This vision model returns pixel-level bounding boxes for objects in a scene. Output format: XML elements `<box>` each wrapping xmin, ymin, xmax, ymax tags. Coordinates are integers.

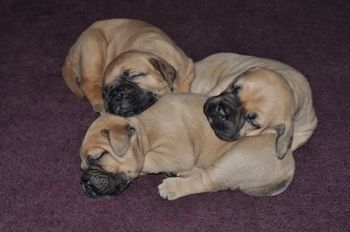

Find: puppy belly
<box><xmin>142</xmin><ymin>151</ymin><xmax>195</xmax><ymax>174</ymax></box>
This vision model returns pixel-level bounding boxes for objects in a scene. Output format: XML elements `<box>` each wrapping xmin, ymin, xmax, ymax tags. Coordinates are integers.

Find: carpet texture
<box><xmin>1</xmin><ymin>0</ymin><xmax>349</xmax><ymax>231</ymax></box>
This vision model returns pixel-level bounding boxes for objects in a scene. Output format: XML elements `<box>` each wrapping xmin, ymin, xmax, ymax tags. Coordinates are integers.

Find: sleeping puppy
<box><xmin>102</xmin><ymin>51</ymin><xmax>178</xmax><ymax>116</ymax></box>
<box><xmin>79</xmin><ymin>93</ymin><xmax>295</xmax><ymax>200</ymax></box>
<box><xmin>63</xmin><ymin>19</ymin><xmax>195</xmax><ymax>114</ymax></box>
<box><xmin>192</xmin><ymin>53</ymin><xmax>317</xmax><ymax>159</ymax></box>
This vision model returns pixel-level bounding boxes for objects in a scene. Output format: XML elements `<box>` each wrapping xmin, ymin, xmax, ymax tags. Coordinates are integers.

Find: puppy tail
<box><xmin>62</xmin><ymin>57</ymin><xmax>85</xmax><ymax>98</ymax></box>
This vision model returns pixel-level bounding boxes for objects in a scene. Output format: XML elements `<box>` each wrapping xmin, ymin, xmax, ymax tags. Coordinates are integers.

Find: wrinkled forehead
<box><xmin>117</xmin><ymin>54</ymin><xmax>154</xmax><ymax>70</ymax></box>
<box><xmin>238</xmin><ymin>83</ymin><xmax>287</xmax><ymax>120</ymax></box>
<box><xmin>104</xmin><ymin>54</ymin><xmax>156</xmax><ymax>83</ymax></box>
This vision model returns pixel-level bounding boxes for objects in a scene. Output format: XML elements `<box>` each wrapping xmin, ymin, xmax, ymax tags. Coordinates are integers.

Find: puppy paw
<box><xmin>158</xmin><ymin>177</ymin><xmax>184</xmax><ymax>200</ymax></box>
<box><xmin>92</xmin><ymin>103</ymin><xmax>105</xmax><ymax>115</ymax></box>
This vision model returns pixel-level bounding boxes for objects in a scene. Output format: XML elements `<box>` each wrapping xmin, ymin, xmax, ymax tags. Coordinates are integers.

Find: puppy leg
<box><xmin>205</xmin><ymin>134</ymin><xmax>295</xmax><ymax>196</ymax></box>
<box><xmin>79</xmin><ymin>29</ymin><xmax>108</xmax><ymax>113</ymax></box>
<box><xmin>177</xmin><ymin>167</ymin><xmax>203</xmax><ymax>177</ymax></box>
<box><xmin>158</xmin><ymin>134</ymin><xmax>295</xmax><ymax>200</ymax></box>
<box><xmin>174</xmin><ymin>66</ymin><xmax>195</xmax><ymax>93</ymax></box>
<box><xmin>81</xmin><ymin>80</ymin><xmax>105</xmax><ymax>114</ymax></box>
<box><xmin>291</xmin><ymin>126</ymin><xmax>317</xmax><ymax>151</ymax></box>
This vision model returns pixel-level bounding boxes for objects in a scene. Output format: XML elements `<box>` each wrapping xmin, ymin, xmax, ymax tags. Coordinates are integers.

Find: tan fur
<box><xmin>80</xmin><ymin>94</ymin><xmax>295</xmax><ymax>200</ymax></box>
<box><xmin>63</xmin><ymin>19</ymin><xmax>195</xmax><ymax>113</ymax></box>
<box><xmin>192</xmin><ymin>53</ymin><xmax>318</xmax><ymax>157</ymax></box>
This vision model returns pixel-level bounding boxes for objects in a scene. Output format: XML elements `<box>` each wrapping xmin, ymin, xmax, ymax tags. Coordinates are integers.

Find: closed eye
<box><xmin>128</xmin><ymin>72</ymin><xmax>146</xmax><ymax>80</ymax></box>
<box><xmin>120</xmin><ymin>71</ymin><xmax>146</xmax><ymax>81</ymax></box>
<box><xmin>87</xmin><ymin>151</ymin><xmax>108</xmax><ymax>164</ymax></box>
<box><xmin>246</xmin><ymin>113</ymin><xmax>261</xmax><ymax>129</ymax></box>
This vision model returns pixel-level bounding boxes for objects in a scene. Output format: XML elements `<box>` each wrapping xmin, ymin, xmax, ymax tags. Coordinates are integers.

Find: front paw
<box><xmin>92</xmin><ymin>103</ymin><xmax>105</xmax><ymax>115</ymax></box>
<box><xmin>158</xmin><ymin>177</ymin><xmax>184</xmax><ymax>201</ymax></box>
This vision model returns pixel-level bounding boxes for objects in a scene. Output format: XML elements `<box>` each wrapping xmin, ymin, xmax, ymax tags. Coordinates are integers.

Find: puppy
<box><xmin>79</xmin><ymin>94</ymin><xmax>295</xmax><ymax>200</ymax></box>
<box><xmin>192</xmin><ymin>53</ymin><xmax>317</xmax><ymax>159</ymax></box>
<box><xmin>63</xmin><ymin>19</ymin><xmax>195</xmax><ymax>114</ymax></box>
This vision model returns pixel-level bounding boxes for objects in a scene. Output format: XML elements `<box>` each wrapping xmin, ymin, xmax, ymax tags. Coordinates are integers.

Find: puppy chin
<box><xmin>81</xmin><ymin>167</ymin><xmax>133</xmax><ymax>198</ymax></box>
<box><xmin>211</xmin><ymin>125</ymin><xmax>241</xmax><ymax>142</ymax></box>
<box><xmin>108</xmin><ymin>95</ymin><xmax>158</xmax><ymax>117</ymax></box>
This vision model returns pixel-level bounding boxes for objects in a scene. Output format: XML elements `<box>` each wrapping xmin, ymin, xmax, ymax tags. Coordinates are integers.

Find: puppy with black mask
<box><xmin>204</xmin><ymin>66</ymin><xmax>317</xmax><ymax>159</ymax></box>
<box><xmin>62</xmin><ymin>19</ymin><xmax>195</xmax><ymax>114</ymax></box>
<box><xmin>102</xmin><ymin>51</ymin><xmax>177</xmax><ymax>117</ymax></box>
<box><xmin>80</xmin><ymin>94</ymin><xmax>295</xmax><ymax>200</ymax></box>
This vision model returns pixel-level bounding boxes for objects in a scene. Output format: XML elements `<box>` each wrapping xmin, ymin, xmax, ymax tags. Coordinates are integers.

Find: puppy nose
<box><xmin>214</xmin><ymin>103</ymin><xmax>228</xmax><ymax>120</ymax></box>
<box><xmin>82</xmin><ymin>180</ymin><xmax>98</xmax><ymax>198</ymax></box>
<box><xmin>116</xmin><ymin>92</ymin><xmax>124</xmax><ymax>101</ymax></box>
<box><xmin>206</xmin><ymin>101</ymin><xmax>227</xmax><ymax>119</ymax></box>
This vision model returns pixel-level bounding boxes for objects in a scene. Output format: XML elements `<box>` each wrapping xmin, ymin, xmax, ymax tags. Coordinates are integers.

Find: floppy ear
<box><xmin>149</xmin><ymin>57</ymin><xmax>176</xmax><ymax>91</ymax></box>
<box><xmin>273</xmin><ymin>123</ymin><xmax>293</xmax><ymax>159</ymax></box>
<box><xmin>100</xmin><ymin>126</ymin><xmax>136</xmax><ymax>158</ymax></box>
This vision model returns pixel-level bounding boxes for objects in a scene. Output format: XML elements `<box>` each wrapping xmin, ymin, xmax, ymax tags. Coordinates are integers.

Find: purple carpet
<box><xmin>1</xmin><ymin>0</ymin><xmax>349</xmax><ymax>231</ymax></box>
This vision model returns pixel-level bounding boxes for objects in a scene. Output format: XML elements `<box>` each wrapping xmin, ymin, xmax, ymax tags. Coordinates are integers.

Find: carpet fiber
<box><xmin>1</xmin><ymin>0</ymin><xmax>349</xmax><ymax>231</ymax></box>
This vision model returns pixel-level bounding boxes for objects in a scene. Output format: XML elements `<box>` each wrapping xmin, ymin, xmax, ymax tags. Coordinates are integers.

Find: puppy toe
<box><xmin>158</xmin><ymin>178</ymin><xmax>183</xmax><ymax>200</ymax></box>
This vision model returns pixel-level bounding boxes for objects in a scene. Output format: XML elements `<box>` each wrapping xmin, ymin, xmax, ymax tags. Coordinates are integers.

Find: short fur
<box><xmin>80</xmin><ymin>94</ymin><xmax>295</xmax><ymax>200</ymax></box>
<box><xmin>193</xmin><ymin>53</ymin><xmax>317</xmax><ymax>158</ymax></box>
<box><xmin>63</xmin><ymin>19</ymin><xmax>195</xmax><ymax>113</ymax></box>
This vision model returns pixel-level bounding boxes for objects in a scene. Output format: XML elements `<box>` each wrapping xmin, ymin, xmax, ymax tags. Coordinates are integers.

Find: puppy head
<box><xmin>80</xmin><ymin>114</ymin><xmax>143</xmax><ymax>198</ymax></box>
<box><xmin>203</xmin><ymin>85</ymin><xmax>245</xmax><ymax>141</ymax></box>
<box><xmin>204</xmin><ymin>67</ymin><xmax>295</xmax><ymax>158</ymax></box>
<box><xmin>103</xmin><ymin>51</ymin><xmax>177</xmax><ymax>116</ymax></box>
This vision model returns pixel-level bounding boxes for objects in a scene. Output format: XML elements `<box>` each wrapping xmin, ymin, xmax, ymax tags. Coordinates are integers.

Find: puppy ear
<box><xmin>273</xmin><ymin>123</ymin><xmax>293</xmax><ymax>159</ymax></box>
<box><xmin>100</xmin><ymin>126</ymin><xmax>135</xmax><ymax>158</ymax></box>
<box><xmin>149</xmin><ymin>57</ymin><xmax>176</xmax><ymax>91</ymax></box>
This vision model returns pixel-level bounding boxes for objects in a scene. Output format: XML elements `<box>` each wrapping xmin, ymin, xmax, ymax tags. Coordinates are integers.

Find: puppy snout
<box><xmin>104</xmin><ymin>82</ymin><xmax>153</xmax><ymax>116</ymax></box>
<box><xmin>204</xmin><ymin>96</ymin><xmax>243</xmax><ymax>142</ymax></box>
<box><xmin>114</xmin><ymin>92</ymin><xmax>124</xmax><ymax>102</ymax></box>
<box><xmin>82</xmin><ymin>180</ymin><xmax>98</xmax><ymax>198</ymax></box>
<box><xmin>215</xmin><ymin>103</ymin><xmax>229</xmax><ymax>120</ymax></box>
<box><xmin>80</xmin><ymin>167</ymin><xmax>131</xmax><ymax>198</ymax></box>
